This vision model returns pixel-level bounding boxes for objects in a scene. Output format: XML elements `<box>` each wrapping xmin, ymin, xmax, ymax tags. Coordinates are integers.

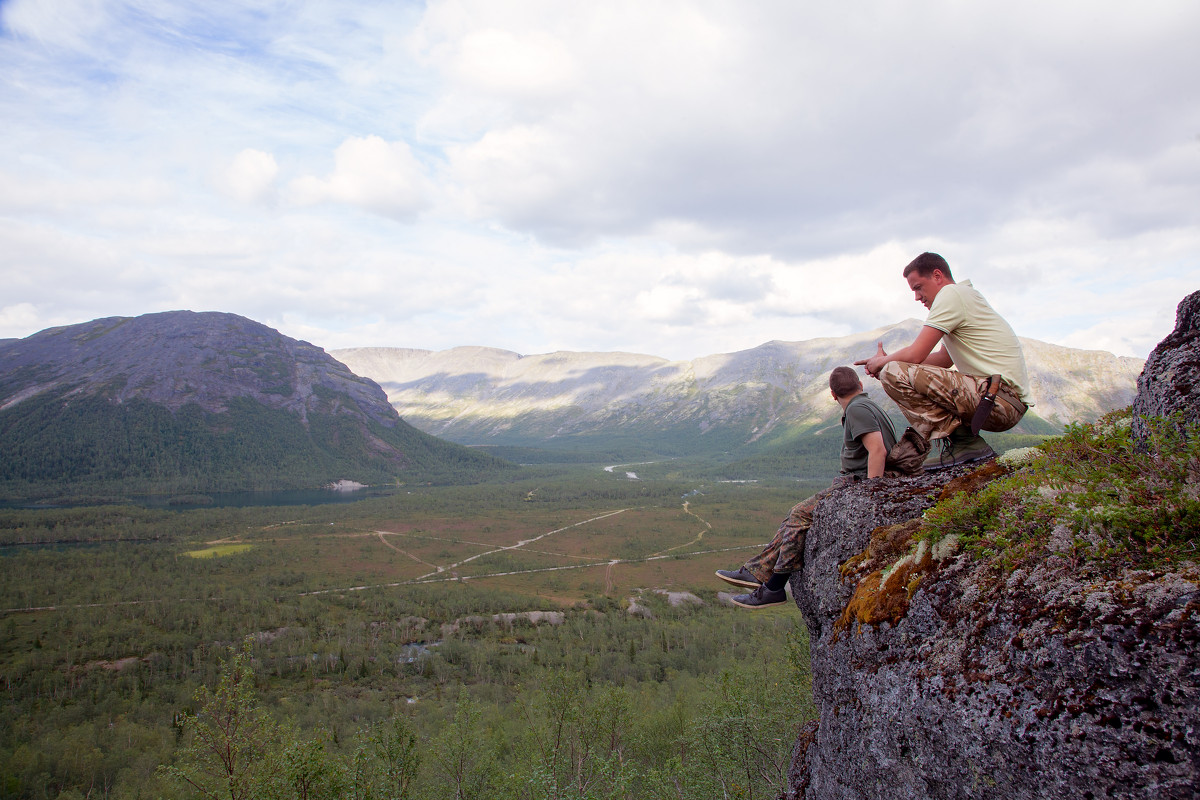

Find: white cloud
<box><xmin>289</xmin><ymin>135</ymin><xmax>432</xmax><ymax>221</ymax></box>
<box><xmin>0</xmin><ymin>302</ymin><xmax>43</xmax><ymax>339</ymax></box>
<box><xmin>417</xmin><ymin>0</ymin><xmax>1200</xmax><ymax>256</ymax></box>
<box><xmin>216</xmin><ymin>148</ymin><xmax>279</xmax><ymax>204</ymax></box>
<box><xmin>0</xmin><ymin>0</ymin><xmax>113</xmax><ymax>50</ymax></box>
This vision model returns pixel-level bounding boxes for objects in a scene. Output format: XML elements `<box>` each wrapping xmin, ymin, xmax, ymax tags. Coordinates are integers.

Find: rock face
<box><xmin>788</xmin><ymin>473</ymin><xmax>1198</xmax><ymax>798</ymax></box>
<box><xmin>1133</xmin><ymin>290</ymin><xmax>1200</xmax><ymax>442</ymax></box>
<box><xmin>787</xmin><ymin>296</ymin><xmax>1200</xmax><ymax>798</ymax></box>
<box><xmin>0</xmin><ymin>311</ymin><xmax>397</xmax><ymax>427</ymax></box>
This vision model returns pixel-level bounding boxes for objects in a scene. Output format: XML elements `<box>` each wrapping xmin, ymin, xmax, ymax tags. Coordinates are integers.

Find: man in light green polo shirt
<box><xmin>855</xmin><ymin>252</ymin><xmax>1031</xmax><ymax>469</ymax></box>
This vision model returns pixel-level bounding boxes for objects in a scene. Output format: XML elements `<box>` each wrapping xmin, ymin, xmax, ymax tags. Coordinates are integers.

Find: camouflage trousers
<box><xmin>742</xmin><ymin>476</ymin><xmax>856</xmax><ymax>580</ymax></box>
<box><xmin>879</xmin><ymin>361</ymin><xmax>1026</xmax><ymax>441</ymax></box>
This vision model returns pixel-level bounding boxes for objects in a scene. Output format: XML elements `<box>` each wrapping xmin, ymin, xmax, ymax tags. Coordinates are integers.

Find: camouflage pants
<box><xmin>743</xmin><ymin>476</ymin><xmax>855</xmax><ymax>580</ymax></box>
<box><xmin>879</xmin><ymin>361</ymin><xmax>1025</xmax><ymax>441</ymax></box>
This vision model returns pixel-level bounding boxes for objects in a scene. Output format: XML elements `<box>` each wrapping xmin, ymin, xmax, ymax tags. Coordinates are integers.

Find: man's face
<box><xmin>906</xmin><ymin>269</ymin><xmax>948</xmax><ymax>309</ymax></box>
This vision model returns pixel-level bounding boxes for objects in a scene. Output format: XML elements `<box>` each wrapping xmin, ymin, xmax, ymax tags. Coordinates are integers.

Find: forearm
<box><xmin>867</xmin><ymin>449</ymin><xmax>886</xmax><ymax>478</ymax></box>
<box><xmin>863</xmin><ymin>431</ymin><xmax>887</xmax><ymax>478</ymax></box>
<box><xmin>859</xmin><ymin>326</ymin><xmax>949</xmax><ymax>377</ymax></box>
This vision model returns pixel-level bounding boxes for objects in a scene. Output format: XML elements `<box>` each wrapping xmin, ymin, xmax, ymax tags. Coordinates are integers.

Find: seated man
<box><xmin>856</xmin><ymin>252</ymin><xmax>1032</xmax><ymax>469</ymax></box>
<box><xmin>716</xmin><ymin>366</ymin><xmax>897</xmax><ymax>609</ymax></box>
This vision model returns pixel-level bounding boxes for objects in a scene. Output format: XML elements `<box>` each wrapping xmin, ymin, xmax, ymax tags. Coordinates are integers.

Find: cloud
<box><xmin>0</xmin><ymin>0</ymin><xmax>1194</xmax><ymax>364</ymax></box>
<box><xmin>216</xmin><ymin>148</ymin><xmax>279</xmax><ymax>204</ymax></box>
<box><xmin>418</xmin><ymin>1</ymin><xmax>1200</xmax><ymax>255</ymax></box>
<box><xmin>0</xmin><ymin>0</ymin><xmax>113</xmax><ymax>50</ymax></box>
<box><xmin>289</xmin><ymin>135</ymin><xmax>432</xmax><ymax>221</ymax></box>
<box><xmin>0</xmin><ymin>302</ymin><xmax>42</xmax><ymax>339</ymax></box>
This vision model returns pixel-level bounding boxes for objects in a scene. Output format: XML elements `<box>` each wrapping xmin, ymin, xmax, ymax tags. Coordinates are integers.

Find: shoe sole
<box><xmin>715</xmin><ymin>570</ymin><xmax>761</xmax><ymax>589</ymax></box>
<box><xmin>925</xmin><ymin>450</ymin><xmax>997</xmax><ymax>471</ymax></box>
<box><xmin>730</xmin><ymin>596</ymin><xmax>788</xmax><ymax>610</ymax></box>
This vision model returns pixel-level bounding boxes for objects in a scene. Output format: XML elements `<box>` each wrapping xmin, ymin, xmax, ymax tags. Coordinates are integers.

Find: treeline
<box><xmin>161</xmin><ymin>631</ymin><xmax>811</xmax><ymax>800</ymax></box>
<box><xmin>0</xmin><ymin>479</ymin><xmax>817</xmax><ymax>799</ymax></box>
<box><xmin>0</xmin><ymin>393</ymin><xmax>512</xmax><ymax>501</ymax></box>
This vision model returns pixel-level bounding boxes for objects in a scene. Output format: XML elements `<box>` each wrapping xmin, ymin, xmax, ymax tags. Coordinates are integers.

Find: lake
<box><xmin>0</xmin><ymin>485</ymin><xmax>399</xmax><ymax>511</ymax></box>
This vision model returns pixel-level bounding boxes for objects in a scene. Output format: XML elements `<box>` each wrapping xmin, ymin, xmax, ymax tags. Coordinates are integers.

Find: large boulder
<box><xmin>787</xmin><ymin>470</ymin><xmax>1199</xmax><ymax>799</ymax></box>
<box><xmin>1133</xmin><ymin>290</ymin><xmax>1200</xmax><ymax>443</ymax></box>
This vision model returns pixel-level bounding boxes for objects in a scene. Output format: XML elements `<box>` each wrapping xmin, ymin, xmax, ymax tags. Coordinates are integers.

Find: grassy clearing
<box><xmin>183</xmin><ymin>543</ymin><xmax>253</xmax><ymax>558</ymax></box>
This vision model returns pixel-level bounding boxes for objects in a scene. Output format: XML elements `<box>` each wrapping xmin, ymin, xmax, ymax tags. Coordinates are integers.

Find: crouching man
<box><xmin>856</xmin><ymin>252</ymin><xmax>1032</xmax><ymax>470</ymax></box>
<box><xmin>716</xmin><ymin>366</ymin><xmax>897</xmax><ymax>609</ymax></box>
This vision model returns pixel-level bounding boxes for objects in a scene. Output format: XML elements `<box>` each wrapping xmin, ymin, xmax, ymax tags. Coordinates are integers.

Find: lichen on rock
<box><xmin>788</xmin><ymin>469</ymin><xmax>1199</xmax><ymax>799</ymax></box>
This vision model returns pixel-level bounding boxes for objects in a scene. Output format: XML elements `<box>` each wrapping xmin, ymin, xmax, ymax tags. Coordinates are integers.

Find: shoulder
<box><xmin>844</xmin><ymin>395</ymin><xmax>883</xmax><ymax>431</ymax></box>
<box><xmin>925</xmin><ymin>282</ymin><xmax>969</xmax><ymax>331</ymax></box>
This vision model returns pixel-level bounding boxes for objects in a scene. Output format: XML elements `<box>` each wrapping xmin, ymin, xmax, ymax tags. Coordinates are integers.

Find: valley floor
<box><xmin>0</xmin><ymin>472</ymin><xmax>819</xmax><ymax>799</ymax></box>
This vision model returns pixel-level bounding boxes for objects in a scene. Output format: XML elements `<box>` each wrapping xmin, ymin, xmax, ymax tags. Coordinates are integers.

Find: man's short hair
<box><xmin>903</xmin><ymin>252</ymin><xmax>954</xmax><ymax>281</ymax></box>
<box><xmin>829</xmin><ymin>366</ymin><xmax>862</xmax><ymax>398</ymax></box>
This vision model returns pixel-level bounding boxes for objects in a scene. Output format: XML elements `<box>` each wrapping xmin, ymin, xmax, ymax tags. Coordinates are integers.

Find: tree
<box><xmin>158</xmin><ymin>643</ymin><xmax>280</xmax><ymax>800</ymax></box>
<box><xmin>349</xmin><ymin>715</ymin><xmax>421</xmax><ymax>800</ymax></box>
<box><xmin>429</xmin><ymin>693</ymin><xmax>495</xmax><ymax>800</ymax></box>
<box><xmin>262</xmin><ymin>727</ymin><xmax>345</xmax><ymax>800</ymax></box>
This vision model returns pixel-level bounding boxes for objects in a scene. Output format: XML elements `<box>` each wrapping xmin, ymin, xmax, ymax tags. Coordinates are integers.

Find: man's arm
<box><xmin>855</xmin><ymin>326</ymin><xmax>951</xmax><ymax>378</ymax></box>
<box><xmin>862</xmin><ymin>431</ymin><xmax>888</xmax><ymax>479</ymax></box>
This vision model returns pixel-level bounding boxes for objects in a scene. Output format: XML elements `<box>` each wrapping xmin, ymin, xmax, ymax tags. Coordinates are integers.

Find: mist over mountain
<box><xmin>334</xmin><ymin>319</ymin><xmax>1143</xmax><ymax>457</ymax></box>
<box><xmin>0</xmin><ymin>311</ymin><xmax>508</xmax><ymax>498</ymax></box>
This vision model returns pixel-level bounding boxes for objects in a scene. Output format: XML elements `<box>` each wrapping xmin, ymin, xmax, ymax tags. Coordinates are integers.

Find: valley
<box><xmin>0</xmin><ymin>309</ymin><xmax>1158</xmax><ymax>798</ymax></box>
<box><xmin>0</xmin><ymin>468</ymin><xmax>821</xmax><ymax>799</ymax></box>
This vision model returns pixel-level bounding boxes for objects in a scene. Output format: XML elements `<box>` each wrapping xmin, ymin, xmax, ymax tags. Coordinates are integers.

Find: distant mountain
<box><xmin>0</xmin><ymin>312</ymin><xmax>508</xmax><ymax>498</ymax></box>
<box><xmin>334</xmin><ymin>320</ymin><xmax>1143</xmax><ymax>460</ymax></box>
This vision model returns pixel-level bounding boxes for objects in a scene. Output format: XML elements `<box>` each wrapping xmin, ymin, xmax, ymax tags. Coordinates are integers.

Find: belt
<box><xmin>967</xmin><ymin>374</ymin><xmax>1028</xmax><ymax>435</ymax></box>
<box><xmin>996</xmin><ymin>380</ymin><xmax>1027</xmax><ymax>416</ymax></box>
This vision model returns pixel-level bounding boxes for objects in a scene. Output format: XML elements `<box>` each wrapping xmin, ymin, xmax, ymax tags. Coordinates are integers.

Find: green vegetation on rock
<box><xmin>923</xmin><ymin>409</ymin><xmax>1200</xmax><ymax>571</ymax></box>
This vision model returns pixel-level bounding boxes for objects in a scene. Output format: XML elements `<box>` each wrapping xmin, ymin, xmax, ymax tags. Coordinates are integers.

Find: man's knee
<box><xmin>879</xmin><ymin>360</ymin><xmax>916</xmax><ymax>405</ymax></box>
<box><xmin>879</xmin><ymin>360</ymin><xmax>907</xmax><ymax>388</ymax></box>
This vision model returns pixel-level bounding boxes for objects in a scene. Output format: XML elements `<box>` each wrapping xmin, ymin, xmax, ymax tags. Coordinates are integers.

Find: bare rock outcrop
<box><xmin>788</xmin><ymin>472</ymin><xmax>1198</xmax><ymax>798</ymax></box>
<box><xmin>1133</xmin><ymin>290</ymin><xmax>1200</xmax><ymax>442</ymax></box>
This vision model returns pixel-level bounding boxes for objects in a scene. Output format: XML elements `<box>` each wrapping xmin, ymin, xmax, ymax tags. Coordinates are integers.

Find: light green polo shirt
<box><xmin>924</xmin><ymin>279</ymin><xmax>1031</xmax><ymax>402</ymax></box>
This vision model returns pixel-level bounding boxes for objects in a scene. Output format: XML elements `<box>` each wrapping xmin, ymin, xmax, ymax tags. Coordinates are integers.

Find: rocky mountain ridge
<box><xmin>0</xmin><ymin>311</ymin><xmax>396</xmax><ymax>426</ymax></box>
<box><xmin>334</xmin><ymin>320</ymin><xmax>1143</xmax><ymax>449</ymax></box>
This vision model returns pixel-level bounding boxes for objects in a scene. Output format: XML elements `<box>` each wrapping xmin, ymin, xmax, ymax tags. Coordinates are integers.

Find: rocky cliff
<box><xmin>786</xmin><ymin>294</ymin><xmax>1200</xmax><ymax>798</ymax></box>
<box><xmin>1133</xmin><ymin>291</ymin><xmax>1200</xmax><ymax>443</ymax></box>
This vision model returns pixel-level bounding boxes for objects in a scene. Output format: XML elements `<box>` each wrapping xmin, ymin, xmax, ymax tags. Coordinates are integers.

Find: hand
<box><xmin>854</xmin><ymin>342</ymin><xmax>887</xmax><ymax>379</ymax></box>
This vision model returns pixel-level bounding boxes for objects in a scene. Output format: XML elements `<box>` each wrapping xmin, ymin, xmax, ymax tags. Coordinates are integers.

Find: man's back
<box><xmin>840</xmin><ymin>392</ymin><xmax>897</xmax><ymax>475</ymax></box>
<box><xmin>924</xmin><ymin>279</ymin><xmax>1030</xmax><ymax>400</ymax></box>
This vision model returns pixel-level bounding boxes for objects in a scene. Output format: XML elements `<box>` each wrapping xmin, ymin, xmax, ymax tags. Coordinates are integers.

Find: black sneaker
<box><xmin>730</xmin><ymin>584</ymin><xmax>788</xmax><ymax>610</ymax></box>
<box><xmin>925</xmin><ymin>430</ymin><xmax>997</xmax><ymax>470</ymax></box>
<box><xmin>715</xmin><ymin>567</ymin><xmax>762</xmax><ymax>589</ymax></box>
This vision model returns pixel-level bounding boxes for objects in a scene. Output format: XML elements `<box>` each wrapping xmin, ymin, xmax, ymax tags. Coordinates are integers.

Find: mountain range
<box><xmin>0</xmin><ymin>311</ymin><xmax>1145</xmax><ymax>498</ymax></box>
<box><xmin>333</xmin><ymin>319</ymin><xmax>1144</xmax><ymax>456</ymax></box>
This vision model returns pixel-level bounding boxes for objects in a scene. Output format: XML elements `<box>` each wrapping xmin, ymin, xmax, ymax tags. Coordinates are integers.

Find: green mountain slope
<box><xmin>0</xmin><ymin>312</ymin><xmax>510</xmax><ymax>498</ymax></box>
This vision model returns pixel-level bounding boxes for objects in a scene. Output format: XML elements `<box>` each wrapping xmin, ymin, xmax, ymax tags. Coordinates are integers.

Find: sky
<box><xmin>1</xmin><ymin>0</ymin><xmax>1198</xmax><ymax>363</ymax></box>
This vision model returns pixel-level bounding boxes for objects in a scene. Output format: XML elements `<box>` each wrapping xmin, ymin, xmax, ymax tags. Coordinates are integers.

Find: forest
<box><xmin>0</xmin><ymin>392</ymin><xmax>510</xmax><ymax>501</ymax></box>
<box><xmin>1</xmin><ymin>466</ymin><xmax>825</xmax><ymax>799</ymax></box>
